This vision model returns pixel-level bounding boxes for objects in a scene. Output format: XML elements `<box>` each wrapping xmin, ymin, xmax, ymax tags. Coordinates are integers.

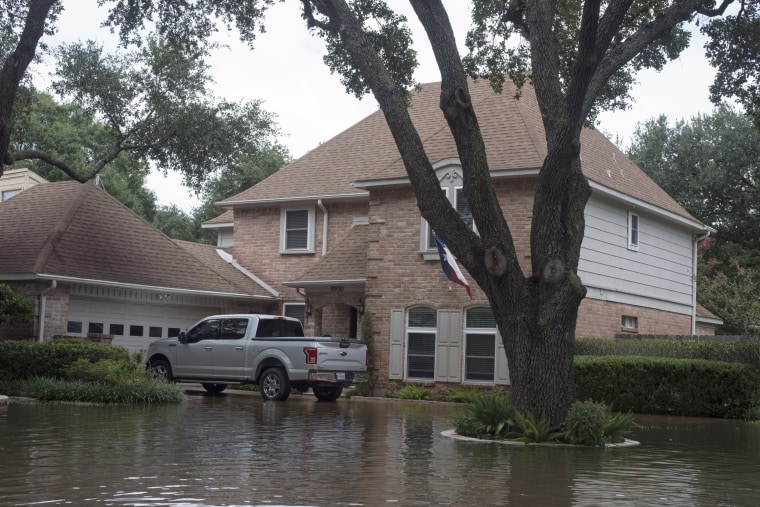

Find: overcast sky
<box><xmin>37</xmin><ymin>0</ymin><xmax>719</xmax><ymax>212</ymax></box>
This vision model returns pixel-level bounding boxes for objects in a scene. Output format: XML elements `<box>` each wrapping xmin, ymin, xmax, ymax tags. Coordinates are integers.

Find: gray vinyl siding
<box><xmin>580</xmin><ymin>195</ymin><xmax>694</xmax><ymax>313</ymax></box>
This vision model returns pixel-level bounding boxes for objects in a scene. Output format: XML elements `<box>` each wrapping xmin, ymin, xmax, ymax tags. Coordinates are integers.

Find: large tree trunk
<box><xmin>0</xmin><ymin>0</ymin><xmax>58</xmax><ymax>174</ymax></box>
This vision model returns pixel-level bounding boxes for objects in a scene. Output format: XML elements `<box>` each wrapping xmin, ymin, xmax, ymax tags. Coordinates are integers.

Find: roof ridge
<box><xmin>32</xmin><ymin>182</ymin><xmax>89</xmax><ymax>273</ymax></box>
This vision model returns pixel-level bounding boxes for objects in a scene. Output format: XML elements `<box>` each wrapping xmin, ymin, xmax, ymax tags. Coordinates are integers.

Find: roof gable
<box><xmin>0</xmin><ymin>181</ymin><xmax>273</xmax><ymax>297</ymax></box>
<box><xmin>221</xmin><ymin>78</ymin><xmax>699</xmax><ymax>225</ymax></box>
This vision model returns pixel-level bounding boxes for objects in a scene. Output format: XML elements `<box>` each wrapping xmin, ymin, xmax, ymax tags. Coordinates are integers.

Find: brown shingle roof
<box><xmin>202</xmin><ymin>209</ymin><xmax>233</xmax><ymax>227</ymax></box>
<box><xmin>285</xmin><ymin>224</ymin><xmax>368</xmax><ymax>285</ymax></box>
<box><xmin>0</xmin><ymin>181</ymin><xmax>273</xmax><ymax>298</ymax></box>
<box><xmin>220</xmin><ymin>79</ymin><xmax>699</xmax><ymax>224</ymax></box>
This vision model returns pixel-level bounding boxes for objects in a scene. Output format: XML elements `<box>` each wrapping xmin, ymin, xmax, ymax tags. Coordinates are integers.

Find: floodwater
<box><xmin>1</xmin><ymin>388</ymin><xmax>759</xmax><ymax>507</ymax></box>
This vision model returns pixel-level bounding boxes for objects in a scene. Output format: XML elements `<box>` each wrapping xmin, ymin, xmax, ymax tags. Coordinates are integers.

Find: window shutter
<box><xmin>495</xmin><ymin>330</ymin><xmax>510</xmax><ymax>385</ymax></box>
<box><xmin>389</xmin><ymin>309</ymin><xmax>404</xmax><ymax>380</ymax></box>
<box><xmin>435</xmin><ymin>310</ymin><xmax>462</xmax><ymax>383</ymax></box>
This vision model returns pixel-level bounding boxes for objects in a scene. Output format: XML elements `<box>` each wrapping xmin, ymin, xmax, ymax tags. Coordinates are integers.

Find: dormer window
<box><xmin>421</xmin><ymin>164</ymin><xmax>476</xmax><ymax>252</ymax></box>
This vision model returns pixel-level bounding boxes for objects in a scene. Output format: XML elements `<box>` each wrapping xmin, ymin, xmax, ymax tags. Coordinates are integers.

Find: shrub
<box><xmin>576</xmin><ymin>337</ymin><xmax>760</xmax><ymax>369</ymax></box>
<box><xmin>0</xmin><ymin>283</ymin><xmax>33</xmax><ymax>326</ymax></box>
<box><xmin>512</xmin><ymin>411</ymin><xmax>565</xmax><ymax>443</ymax></box>
<box><xmin>0</xmin><ymin>377</ymin><xmax>186</xmax><ymax>404</ymax></box>
<box><xmin>462</xmin><ymin>392</ymin><xmax>514</xmax><ymax>437</ymax></box>
<box><xmin>62</xmin><ymin>356</ymin><xmax>148</xmax><ymax>385</ymax></box>
<box><xmin>384</xmin><ymin>381</ymin><xmax>400</xmax><ymax>398</ymax></box>
<box><xmin>452</xmin><ymin>412</ymin><xmax>487</xmax><ymax>438</ymax></box>
<box><xmin>563</xmin><ymin>400</ymin><xmax>609</xmax><ymax>446</ymax></box>
<box><xmin>397</xmin><ymin>384</ymin><xmax>430</xmax><ymax>400</ymax></box>
<box><xmin>344</xmin><ymin>382</ymin><xmax>370</xmax><ymax>398</ymax></box>
<box><xmin>575</xmin><ymin>355</ymin><xmax>760</xmax><ymax>418</ymax></box>
<box><xmin>0</xmin><ymin>338</ymin><xmax>131</xmax><ymax>380</ymax></box>
<box><xmin>447</xmin><ymin>387</ymin><xmax>487</xmax><ymax>404</ymax></box>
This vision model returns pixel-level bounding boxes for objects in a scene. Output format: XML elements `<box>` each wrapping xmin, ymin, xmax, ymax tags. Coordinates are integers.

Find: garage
<box><xmin>66</xmin><ymin>296</ymin><xmax>224</xmax><ymax>352</ymax></box>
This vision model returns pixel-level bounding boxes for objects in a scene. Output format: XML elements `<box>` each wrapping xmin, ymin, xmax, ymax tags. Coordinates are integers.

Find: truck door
<box><xmin>212</xmin><ymin>317</ymin><xmax>251</xmax><ymax>378</ymax></box>
<box><xmin>175</xmin><ymin>318</ymin><xmax>220</xmax><ymax>378</ymax></box>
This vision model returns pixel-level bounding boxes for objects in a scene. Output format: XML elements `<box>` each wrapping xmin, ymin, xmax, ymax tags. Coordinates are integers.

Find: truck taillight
<box><xmin>304</xmin><ymin>347</ymin><xmax>318</xmax><ymax>364</ymax></box>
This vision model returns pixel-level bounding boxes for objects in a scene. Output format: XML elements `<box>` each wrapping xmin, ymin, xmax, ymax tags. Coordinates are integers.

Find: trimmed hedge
<box><xmin>575</xmin><ymin>355</ymin><xmax>760</xmax><ymax>419</ymax></box>
<box><xmin>575</xmin><ymin>337</ymin><xmax>760</xmax><ymax>369</ymax></box>
<box><xmin>0</xmin><ymin>338</ymin><xmax>131</xmax><ymax>380</ymax></box>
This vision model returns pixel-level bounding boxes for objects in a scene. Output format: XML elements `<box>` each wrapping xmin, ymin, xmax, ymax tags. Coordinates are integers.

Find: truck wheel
<box><xmin>313</xmin><ymin>386</ymin><xmax>343</xmax><ymax>402</ymax></box>
<box><xmin>150</xmin><ymin>359</ymin><xmax>173</xmax><ymax>382</ymax></box>
<box><xmin>259</xmin><ymin>368</ymin><xmax>290</xmax><ymax>401</ymax></box>
<box><xmin>202</xmin><ymin>383</ymin><xmax>228</xmax><ymax>395</ymax></box>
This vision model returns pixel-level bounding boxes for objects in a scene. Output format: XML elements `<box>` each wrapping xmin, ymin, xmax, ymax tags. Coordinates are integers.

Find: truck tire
<box><xmin>150</xmin><ymin>359</ymin><xmax>173</xmax><ymax>382</ymax></box>
<box><xmin>202</xmin><ymin>383</ymin><xmax>228</xmax><ymax>395</ymax></box>
<box><xmin>312</xmin><ymin>386</ymin><xmax>343</xmax><ymax>402</ymax></box>
<box><xmin>259</xmin><ymin>368</ymin><xmax>290</xmax><ymax>401</ymax></box>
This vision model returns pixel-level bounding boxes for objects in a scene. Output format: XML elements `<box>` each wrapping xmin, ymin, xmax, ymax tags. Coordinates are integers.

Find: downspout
<box><xmin>317</xmin><ymin>199</ymin><xmax>328</xmax><ymax>256</ymax></box>
<box><xmin>692</xmin><ymin>231</ymin><xmax>711</xmax><ymax>334</ymax></box>
<box><xmin>38</xmin><ymin>280</ymin><xmax>57</xmax><ymax>343</ymax></box>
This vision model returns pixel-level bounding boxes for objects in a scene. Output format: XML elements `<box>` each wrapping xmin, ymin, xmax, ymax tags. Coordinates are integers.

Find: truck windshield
<box><xmin>255</xmin><ymin>318</ymin><xmax>305</xmax><ymax>338</ymax></box>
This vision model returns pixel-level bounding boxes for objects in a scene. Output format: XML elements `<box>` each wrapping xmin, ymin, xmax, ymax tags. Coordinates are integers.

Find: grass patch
<box><xmin>0</xmin><ymin>377</ymin><xmax>186</xmax><ymax>404</ymax></box>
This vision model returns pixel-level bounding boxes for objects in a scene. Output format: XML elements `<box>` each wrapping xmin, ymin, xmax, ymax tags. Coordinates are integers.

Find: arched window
<box><xmin>464</xmin><ymin>307</ymin><xmax>497</xmax><ymax>382</ymax></box>
<box><xmin>406</xmin><ymin>307</ymin><xmax>437</xmax><ymax>380</ymax></box>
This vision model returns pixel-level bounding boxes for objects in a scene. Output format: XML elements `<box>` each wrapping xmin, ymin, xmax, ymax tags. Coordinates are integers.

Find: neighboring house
<box><xmin>211</xmin><ymin>78</ymin><xmax>718</xmax><ymax>389</ymax></box>
<box><xmin>0</xmin><ymin>168</ymin><xmax>48</xmax><ymax>201</ymax></box>
<box><xmin>0</xmin><ymin>180</ymin><xmax>277</xmax><ymax>350</ymax></box>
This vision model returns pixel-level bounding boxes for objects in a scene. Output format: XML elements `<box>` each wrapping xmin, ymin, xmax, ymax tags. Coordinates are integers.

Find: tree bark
<box><xmin>0</xmin><ymin>0</ymin><xmax>59</xmax><ymax>175</ymax></box>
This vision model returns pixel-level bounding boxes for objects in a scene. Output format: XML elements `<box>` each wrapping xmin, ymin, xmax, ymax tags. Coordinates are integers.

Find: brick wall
<box><xmin>1</xmin><ymin>281</ymin><xmax>71</xmax><ymax>341</ymax></box>
<box><xmin>232</xmin><ymin>201</ymin><xmax>368</xmax><ymax>304</ymax></box>
<box><xmin>576</xmin><ymin>298</ymin><xmax>692</xmax><ymax>337</ymax></box>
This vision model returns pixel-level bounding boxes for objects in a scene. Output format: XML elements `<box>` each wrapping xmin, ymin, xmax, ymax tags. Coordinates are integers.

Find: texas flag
<box><xmin>434</xmin><ymin>236</ymin><xmax>473</xmax><ymax>298</ymax></box>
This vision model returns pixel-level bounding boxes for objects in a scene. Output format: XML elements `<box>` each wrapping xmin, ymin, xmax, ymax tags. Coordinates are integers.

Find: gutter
<box><xmin>37</xmin><ymin>280</ymin><xmax>57</xmax><ymax>342</ymax></box>
<box><xmin>318</xmin><ymin>199</ymin><xmax>328</xmax><ymax>256</ymax></box>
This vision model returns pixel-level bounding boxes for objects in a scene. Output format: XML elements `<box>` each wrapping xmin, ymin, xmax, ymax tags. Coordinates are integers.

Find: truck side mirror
<box><xmin>178</xmin><ymin>331</ymin><xmax>187</xmax><ymax>344</ymax></box>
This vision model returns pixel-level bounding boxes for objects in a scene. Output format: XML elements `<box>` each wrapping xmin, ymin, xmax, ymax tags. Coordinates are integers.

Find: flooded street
<box><xmin>1</xmin><ymin>388</ymin><xmax>759</xmax><ymax>506</ymax></box>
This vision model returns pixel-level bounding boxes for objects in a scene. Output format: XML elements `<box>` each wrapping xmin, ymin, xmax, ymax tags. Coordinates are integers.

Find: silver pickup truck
<box><xmin>145</xmin><ymin>314</ymin><xmax>368</xmax><ymax>401</ymax></box>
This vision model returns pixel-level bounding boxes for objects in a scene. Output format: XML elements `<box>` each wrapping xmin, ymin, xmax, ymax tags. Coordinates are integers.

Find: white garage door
<box><xmin>67</xmin><ymin>297</ymin><xmax>223</xmax><ymax>352</ymax></box>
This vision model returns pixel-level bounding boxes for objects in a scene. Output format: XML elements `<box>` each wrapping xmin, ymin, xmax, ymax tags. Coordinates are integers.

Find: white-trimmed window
<box><xmin>621</xmin><ymin>315</ymin><xmax>638</xmax><ymax>331</ymax></box>
<box><xmin>283</xmin><ymin>303</ymin><xmax>306</xmax><ymax>325</ymax></box>
<box><xmin>628</xmin><ymin>211</ymin><xmax>639</xmax><ymax>251</ymax></box>
<box><xmin>464</xmin><ymin>307</ymin><xmax>497</xmax><ymax>382</ymax></box>
<box><xmin>406</xmin><ymin>306</ymin><xmax>437</xmax><ymax>380</ymax></box>
<box><xmin>423</xmin><ymin>186</ymin><xmax>475</xmax><ymax>251</ymax></box>
<box><xmin>280</xmin><ymin>207</ymin><xmax>315</xmax><ymax>253</ymax></box>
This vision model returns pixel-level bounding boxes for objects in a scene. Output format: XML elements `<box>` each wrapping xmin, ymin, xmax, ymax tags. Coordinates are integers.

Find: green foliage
<box><xmin>344</xmin><ymin>382</ymin><xmax>370</xmax><ymax>398</ymax></box>
<box><xmin>451</xmin><ymin>412</ymin><xmax>488</xmax><ymax>439</ymax></box>
<box><xmin>575</xmin><ymin>355</ymin><xmax>760</xmax><ymax>419</ymax></box>
<box><xmin>384</xmin><ymin>381</ymin><xmax>400</xmax><ymax>398</ymax></box>
<box><xmin>603</xmin><ymin>411</ymin><xmax>639</xmax><ymax>443</ymax></box>
<box><xmin>62</xmin><ymin>356</ymin><xmax>149</xmax><ymax>385</ymax></box>
<box><xmin>0</xmin><ymin>377</ymin><xmax>185</xmax><ymax>404</ymax></box>
<box><xmin>460</xmin><ymin>392</ymin><xmax>514</xmax><ymax>438</ymax></box>
<box><xmin>702</xmin><ymin>5</ymin><xmax>760</xmax><ymax>129</ymax></box>
<box><xmin>628</xmin><ymin>105</ymin><xmax>760</xmax><ymax>250</ymax></box>
<box><xmin>511</xmin><ymin>411</ymin><xmax>565</xmax><ymax>444</ymax></box>
<box><xmin>311</xmin><ymin>1</ymin><xmax>418</xmax><ymax>99</ymax></box>
<box><xmin>359</xmin><ymin>310</ymin><xmax>377</xmax><ymax>396</ymax></box>
<box><xmin>397</xmin><ymin>384</ymin><xmax>430</xmax><ymax>400</ymax></box>
<box><xmin>698</xmin><ymin>256</ymin><xmax>760</xmax><ymax>335</ymax></box>
<box><xmin>564</xmin><ymin>400</ymin><xmax>637</xmax><ymax>445</ymax></box>
<box><xmin>464</xmin><ymin>0</ymin><xmax>690</xmax><ymax>121</ymax></box>
<box><xmin>446</xmin><ymin>387</ymin><xmax>488</xmax><ymax>404</ymax></box>
<box><xmin>0</xmin><ymin>284</ymin><xmax>33</xmax><ymax>326</ymax></box>
<box><xmin>0</xmin><ymin>338</ymin><xmax>131</xmax><ymax>380</ymax></box>
<box><xmin>575</xmin><ymin>337</ymin><xmax>760</xmax><ymax>368</ymax></box>
<box><xmin>563</xmin><ymin>400</ymin><xmax>609</xmax><ymax>446</ymax></box>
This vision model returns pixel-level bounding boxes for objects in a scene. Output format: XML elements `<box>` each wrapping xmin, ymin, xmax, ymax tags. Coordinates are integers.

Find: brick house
<box><xmin>0</xmin><ymin>181</ymin><xmax>278</xmax><ymax>349</ymax></box>
<box><xmin>206</xmin><ymin>79</ymin><xmax>718</xmax><ymax>388</ymax></box>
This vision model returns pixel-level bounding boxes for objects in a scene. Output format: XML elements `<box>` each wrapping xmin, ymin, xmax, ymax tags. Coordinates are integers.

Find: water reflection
<box><xmin>0</xmin><ymin>389</ymin><xmax>758</xmax><ymax>506</ymax></box>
